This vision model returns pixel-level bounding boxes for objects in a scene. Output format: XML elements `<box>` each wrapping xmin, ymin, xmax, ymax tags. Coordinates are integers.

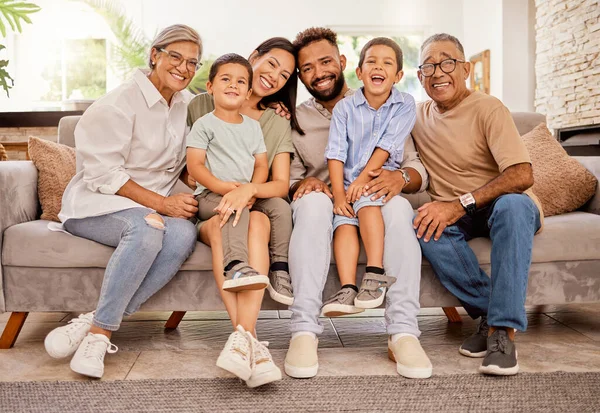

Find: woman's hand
<box><xmin>159</xmin><ymin>193</ymin><xmax>198</xmax><ymax>218</ymax></box>
<box><xmin>213</xmin><ymin>183</ymin><xmax>257</xmax><ymax>227</ymax></box>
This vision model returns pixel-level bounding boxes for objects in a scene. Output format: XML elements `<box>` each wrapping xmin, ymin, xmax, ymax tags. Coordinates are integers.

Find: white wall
<box><xmin>462</xmin><ymin>0</ymin><xmax>504</xmax><ymax>99</ymax></box>
<box><xmin>461</xmin><ymin>0</ymin><xmax>536</xmax><ymax>111</ymax></box>
<box><xmin>120</xmin><ymin>0</ymin><xmax>464</xmax><ymax>59</ymax></box>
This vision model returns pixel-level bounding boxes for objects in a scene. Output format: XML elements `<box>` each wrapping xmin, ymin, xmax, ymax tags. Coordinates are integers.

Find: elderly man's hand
<box><xmin>413</xmin><ymin>200</ymin><xmax>465</xmax><ymax>242</ymax></box>
<box><xmin>364</xmin><ymin>169</ymin><xmax>405</xmax><ymax>202</ymax></box>
<box><xmin>292</xmin><ymin>177</ymin><xmax>333</xmax><ymax>201</ymax></box>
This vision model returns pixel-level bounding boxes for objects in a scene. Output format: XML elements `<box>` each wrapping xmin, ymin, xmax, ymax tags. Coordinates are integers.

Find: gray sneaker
<box><xmin>354</xmin><ymin>272</ymin><xmax>396</xmax><ymax>309</ymax></box>
<box><xmin>479</xmin><ymin>329</ymin><xmax>519</xmax><ymax>375</ymax></box>
<box><xmin>222</xmin><ymin>262</ymin><xmax>269</xmax><ymax>292</ymax></box>
<box><xmin>267</xmin><ymin>270</ymin><xmax>294</xmax><ymax>306</ymax></box>
<box><xmin>459</xmin><ymin>316</ymin><xmax>489</xmax><ymax>358</ymax></box>
<box><xmin>321</xmin><ymin>287</ymin><xmax>365</xmax><ymax>317</ymax></box>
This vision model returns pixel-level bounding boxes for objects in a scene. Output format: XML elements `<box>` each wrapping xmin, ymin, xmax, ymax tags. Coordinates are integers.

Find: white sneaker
<box><xmin>44</xmin><ymin>312</ymin><xmax>94</xmax><ymax>359</ymax></box>
<box><xmin>216</xmin><ymin>325</ymin><xmax>252</xmax><ymax>381</ymax></box>
<box><xmin>246</xmin><ymin>337</ymin><xmax>282</xmax><ymax>388</ymax></box>
<box><xmin>70</xmin><ymin>333</ymin><xmax>118</xmax><ymax>378</ymax></box>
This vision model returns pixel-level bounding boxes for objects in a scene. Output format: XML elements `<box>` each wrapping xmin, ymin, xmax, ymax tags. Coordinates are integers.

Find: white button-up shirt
<box><xmin>58</xmin><ymin>69</ymin><xmax>192</xmax><ymax>223</ymax></box>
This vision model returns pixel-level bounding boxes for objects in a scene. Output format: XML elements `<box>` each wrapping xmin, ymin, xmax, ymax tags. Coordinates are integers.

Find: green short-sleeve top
<box><xmin>187</xmin><ymin>93</ymin><xmax>294</xmax><ymax>169</ymax></box>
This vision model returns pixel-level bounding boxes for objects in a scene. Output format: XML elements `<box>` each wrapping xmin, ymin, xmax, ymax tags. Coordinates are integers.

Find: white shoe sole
<box><xmin>216</xmin><ymin>354</ymin><xmax>252</xmax><ymax>381</ymax></box>
<box><xmin>267</xmin><ymin>284</ymin><xmax>294</xmax><ymax>306</ymax></box>
<box><xmin>246</xmin><ymin>366</ymin><xmax>282</xmax><ymax>388</ymax></box>
<box><xmin>354</xmin><ymin>288</ymin><xmax>386</xmax><ymax>309</ymax></box>
<box><xmin>321</xmin><ymin>303</ymin><xmax>365</xmax><ymax>317</ymax></box>
<box><xmin>284</xmin><ymin>362</ymin><xmax>319</xmax><ymax>378</ymax></box>
<box><xmin>388</xmin><ymin>348</ymin><xmax>432</xmax><ymax>379</ymax></box>
<box><xmin>479</xmin><ymin>363</ymin><xmax>520</xmax><ymax>375</ymax></box>
<box><xmin>459</xmin><ymin>347</ymin><xmax>487</xmax><ymax>358</ymax></box>
<box><xmin>222</xmin><ymin>275</ymin><xmax>269</xmax><ymax>292</ymax></box>
<box><xmin>70</xmin><ymin>359</ymin><xmax>103</xmax><ymax>378</ymax></box>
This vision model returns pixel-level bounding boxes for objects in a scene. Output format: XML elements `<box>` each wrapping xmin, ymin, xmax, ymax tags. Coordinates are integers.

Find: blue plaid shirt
<box><xmin>325</xmin><ymin>87</ymin><xmax>416</xmax><ymax>188</ymax></box>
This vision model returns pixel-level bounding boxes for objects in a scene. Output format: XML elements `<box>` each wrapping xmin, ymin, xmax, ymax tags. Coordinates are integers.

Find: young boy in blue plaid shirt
<box><xmin>322</xmin><ymin>37</ymin><xmax>416</xmax><ymax>316</ymax></box>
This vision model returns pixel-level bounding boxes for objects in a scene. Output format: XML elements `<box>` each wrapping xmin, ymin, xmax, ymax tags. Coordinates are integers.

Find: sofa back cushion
<box><xmin>523</xmin><ymin>123</ymin><xmax>598</xmax><ymax>216</ymax></box>
<box><xmin>28</xmin><ymin>137</ymin><xmax>76</xmax><ymax>222</ymax></box>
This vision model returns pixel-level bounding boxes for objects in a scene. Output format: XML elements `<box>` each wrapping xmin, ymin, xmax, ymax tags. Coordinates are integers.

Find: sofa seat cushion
<box><xmin>2</xmin><ymin>220</ymin><xmax>213</xmax><ymax>270</ymax></box>
<box><xmin>3</xmin><ymin>212</ymin><xmax>600</xmax><ymax>270</ymax></box>
<box><xmin>422</xmin><ymin>211</ymin><xmax>600</xmax><ymax>266</ymax></box>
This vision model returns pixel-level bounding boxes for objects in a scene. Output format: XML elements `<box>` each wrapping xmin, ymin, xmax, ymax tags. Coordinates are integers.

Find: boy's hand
<box><xmin>346</xmin><ymin>176</ymin><xmax>369</xmax><ymax>203</ymax></box>
<box><xmin>333</xmin><ymin>192</ymin><xmax>355</xmax><ymax>218</ymax></box>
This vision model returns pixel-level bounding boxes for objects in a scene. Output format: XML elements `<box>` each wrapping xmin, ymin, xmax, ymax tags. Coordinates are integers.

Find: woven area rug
<box><xmin>1</xmin><ymin>372</ymin><xmax>598</xmax><ymax>413</ymax></box>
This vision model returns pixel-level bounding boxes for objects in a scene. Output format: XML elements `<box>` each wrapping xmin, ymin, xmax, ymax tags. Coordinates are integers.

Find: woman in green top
<box><xmin>184</xmin><ymin>37</ymin><xmax>303</xmax><ymax>349</ymax></box>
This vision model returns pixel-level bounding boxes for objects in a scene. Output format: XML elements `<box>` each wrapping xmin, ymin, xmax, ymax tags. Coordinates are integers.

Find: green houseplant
<box><xmin>0</xmin><ymin>0</ymin><xmax>41</xmax><ymax>96</ymax></box>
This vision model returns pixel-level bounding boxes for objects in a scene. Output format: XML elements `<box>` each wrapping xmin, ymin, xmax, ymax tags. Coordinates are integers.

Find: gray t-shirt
<box><xmin>187</xmin><ymin>112</ymin><xmax>267</xmax><ymax>195</ymax></box>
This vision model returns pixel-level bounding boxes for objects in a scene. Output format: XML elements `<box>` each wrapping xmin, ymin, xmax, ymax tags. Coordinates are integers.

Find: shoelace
<box><xmin>230</xmin><ymin>326</ymin><xmax>251</xmax><ymax>360</ymax></box>
<box><xmin>476</xmin><ymin>317</ymin><xmax>489</xmax><ymax>337</ymax></box>
<box><xmin>251</xmin><ymin>338</ymin><xmax>273</xmax><ymax>367</ymax></box>
<box><xmin>83</xmin><ymin>336</ymin><xmax>118</xmax><ymax>362</ymax></box>
<box><xmin>488</xmin><ymin>330</ymin><xmax>509</xmax><ymax>354</ymax></box>
<box><xmin>65</xmin><ymin>312</ymin><xmax>94</xmax><ymax>334</ymax></box>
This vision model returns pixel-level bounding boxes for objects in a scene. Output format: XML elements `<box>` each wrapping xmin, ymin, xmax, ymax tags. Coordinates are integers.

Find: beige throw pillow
<box><xmin>522</xmin><ymin>123</ymin><xmax>597</xmax><ymax>217</ymax></box>
<box><xmin>28</xmin><ymin>137</ymin><xmax>76</xmax><ymax>222</ymax></box>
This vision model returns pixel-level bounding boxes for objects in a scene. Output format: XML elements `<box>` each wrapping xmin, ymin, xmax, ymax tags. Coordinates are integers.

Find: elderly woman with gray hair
<box><xmin>43</xmin><ymin>24</ymin><xmax>202</xmax><ymax>379</ymax></box>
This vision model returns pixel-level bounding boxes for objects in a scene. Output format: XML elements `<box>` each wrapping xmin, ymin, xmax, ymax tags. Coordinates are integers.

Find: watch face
<box><xmin>460</xmin><ymin>193</ymin><xmax>475</xmax><ymax>207</ymax></box>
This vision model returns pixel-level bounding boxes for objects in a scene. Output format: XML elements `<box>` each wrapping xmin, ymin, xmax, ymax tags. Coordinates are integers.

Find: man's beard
<box><xmin>306</xmin><ymin>71</ymin><xmax>346</xmax><ymax>102</ymax></box>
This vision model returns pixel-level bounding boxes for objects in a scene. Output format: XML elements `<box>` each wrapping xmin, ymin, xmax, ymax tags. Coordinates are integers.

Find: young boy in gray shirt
<box><xmin>186</xmin><ymin>53</ymin><xmax>292</xmax><ymax>298</ymax></box>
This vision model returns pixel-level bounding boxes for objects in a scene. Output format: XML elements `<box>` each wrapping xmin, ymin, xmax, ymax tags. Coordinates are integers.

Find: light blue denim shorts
<box><xmin>332</xmin><ymin>194</ymin><xmax>386</xmax><ymax>231</ymax></box>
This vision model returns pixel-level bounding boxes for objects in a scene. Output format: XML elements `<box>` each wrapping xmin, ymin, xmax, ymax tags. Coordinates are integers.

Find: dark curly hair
<box><xmin>292</xmin><ymin>27</ymin><xmax>339</xmax><ymax>52</ymax></box>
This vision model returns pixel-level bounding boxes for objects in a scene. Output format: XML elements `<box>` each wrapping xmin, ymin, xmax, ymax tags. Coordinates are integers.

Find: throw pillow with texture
<box><xmin>522</xmin><ymin>123</ymin><xmax>597</xmax><ymax>217</ymax></box>
<box><xmin>28</xmin><ymin>136</ymin><xmax>76</xmax><ymax>222</ymax></box>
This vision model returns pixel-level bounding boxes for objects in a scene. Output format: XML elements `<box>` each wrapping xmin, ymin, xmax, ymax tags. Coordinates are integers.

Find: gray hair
<box><xmin>149</xmin><ymin>24</ymin><xmax>203</xmax><ymax>68</ymax></box>
<box><xmin>420</xmin><ymin>33</ymin><xmax>465</xmax><ymax>59</ymax></box>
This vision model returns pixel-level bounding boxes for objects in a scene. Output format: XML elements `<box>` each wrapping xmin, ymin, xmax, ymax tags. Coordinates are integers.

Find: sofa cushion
<box><xmin>522</xmin><ymin>124</ymin><xmax>598</xmax><ymax>217</ymax></box>
<box><xmin>4</xmin><ymin>212</ymin><xmax>600</xmax><ymax>269</ymax></box>
<box><xmin>2</xmin><ymin>220</ymin><xmax>213</xmax><ymax>270</ymax></box>
<box><xmin>28</xmin><ymin>137</ymin><xmax>76</xmax><ymax>222</ymax></box>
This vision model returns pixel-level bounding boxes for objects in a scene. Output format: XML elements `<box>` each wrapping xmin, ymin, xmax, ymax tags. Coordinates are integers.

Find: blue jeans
<box><xmin>64</xmin><ymin>207</ymin><xmax>197</xmax><ymax>331</ymax></box>
<box><xmin>419</xmin><ymin>194</ymin><xmax>541</xmax><ymax>331</ymax></box>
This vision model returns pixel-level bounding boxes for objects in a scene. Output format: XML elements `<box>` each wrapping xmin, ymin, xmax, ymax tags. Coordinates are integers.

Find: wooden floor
<box><xmin>1</xmin><ymin>304</ymin><xmax>599</xmax><ymax>381</ymax></box>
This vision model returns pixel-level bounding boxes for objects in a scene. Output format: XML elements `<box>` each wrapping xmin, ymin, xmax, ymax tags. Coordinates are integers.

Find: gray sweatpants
<box><xmin>288</xmin><ymin>192</ymin><xmax>422</xmax><ymax>337</ymax></box>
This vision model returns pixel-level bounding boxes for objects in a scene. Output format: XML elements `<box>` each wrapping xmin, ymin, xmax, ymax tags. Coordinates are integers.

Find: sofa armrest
<box><xmin>0</xmin><ymin>161</ymin><xmax>39</xmax><ymax>312</ymax></box>
<box><xmin>575</xmin><ymin>156</ymin><xmax>600</xmax><ymax>215</ymax></box>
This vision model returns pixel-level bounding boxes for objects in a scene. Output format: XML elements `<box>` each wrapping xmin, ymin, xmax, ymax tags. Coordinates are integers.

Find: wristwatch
<box><xmin>459</xmin><ymin>192</ymin><xmax>476</xmax><ymax>216</ymax></box>
<box><xmin>399</xmin><ymin>168</ymin><xmax>411</xmax><ymax>189</ymax></box>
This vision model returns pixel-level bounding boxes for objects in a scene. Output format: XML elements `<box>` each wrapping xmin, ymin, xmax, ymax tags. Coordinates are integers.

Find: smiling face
<box><xmin>297</xmin><ymin>39</ymin><xmax>347</xmax><ymax>102</ymax></box>
<box><xmin>356</xmin><ymin>44</ymin><xmax>403</xmax><ymax>99</ymax></box>
<box><xmin>418</xmin><ymin>40</ymin><xmax>470</xmax><ymax>109</ymax></box>
<box><xmin>206</xmin><ymin>63</ymin><xmax>252</xmax><ymax>111</ymax></box>
<box><xmin>249</xmin><ymin>48</ymin><xmax>295</xmax><ymax>98</ymax></box>
<box><xmin>150</xmin><ymin>41</ymin><xmax>199</xmax><ymax>95</ymax></box>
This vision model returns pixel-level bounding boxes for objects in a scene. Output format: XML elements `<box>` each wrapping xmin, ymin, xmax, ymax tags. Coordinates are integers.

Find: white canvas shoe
<box><xmin>44</xmin><ymin>312</ymin><xmax>94</xmax><ymax>359</ymax></box>
<box><xmin>216</xmin><ymin>325</ymin><xmax>253</xmax><ymax>381</ymax></box>
<box><xmin>70</xmin><ymin>333</ymin><xmax>118</xmax><ymax>378</ymax></box>
<box><xmin>246</xmin><ymin>337</ymin><xmax>282</xmax><ymax>388</ymax></box>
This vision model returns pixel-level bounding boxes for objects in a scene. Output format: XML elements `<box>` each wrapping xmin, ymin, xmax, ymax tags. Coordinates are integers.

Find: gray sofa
<box><xmin>2</xmin><ymin>112</ymin><xmax>600</xmax><ymax>348</ymax></box>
